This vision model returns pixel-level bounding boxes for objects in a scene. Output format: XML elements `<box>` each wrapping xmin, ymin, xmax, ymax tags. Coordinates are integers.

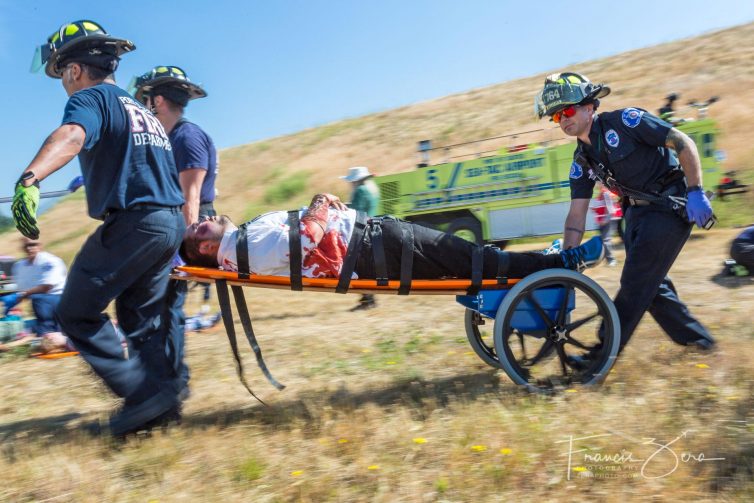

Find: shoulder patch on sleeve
<box><xmin>621</xmin><ymin>107</ymin><xmax>644</xmax><ymax>128</ymax></box>
<box><xmin>569</xmin><ymin>161</ymin><xmax>583</xmax><ymax>179</ymax></box>
<box><xmin>605</xmin><ymin>129</ymin><xmax>620</xmax><ymax>148</ymax></box>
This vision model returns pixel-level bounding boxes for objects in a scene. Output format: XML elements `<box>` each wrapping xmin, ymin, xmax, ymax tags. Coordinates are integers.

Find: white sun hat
<box><xmin>340</xmin><ymin>166</ymin><xmax>373</xmax><ymax>182</ymax></box>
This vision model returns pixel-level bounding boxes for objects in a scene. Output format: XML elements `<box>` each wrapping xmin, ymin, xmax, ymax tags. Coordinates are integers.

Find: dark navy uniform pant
<box><xmin>616</xmin><ymin>204</ymin><xmax>713</xmax><ymax>348</ymax></box>
<box><xmin>56</xmin><ymin>207</ymin><xmax>184</xmax><ymax>404</ymax></box>
<box><xmin>164</xmin><ymin>202</ymin><xmax>216</xmax><ymax>392</ymax></box>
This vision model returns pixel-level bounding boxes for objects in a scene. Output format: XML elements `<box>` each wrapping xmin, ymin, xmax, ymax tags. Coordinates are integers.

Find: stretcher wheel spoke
<box><xmin>524</xmin><ymin>293</ymin><xmax>555</xmax><ymax>328</ymax></box>
<box><xmin>564</xmin><ymin>334</ymin><xmax>591</xmax><ymax>351</ymax></box>
<box><xmin>556</xmin><ymin>287</ymin><xmax>571</xmax><ymax>326</ymax></box>
<box><xmin>520</xmin><ymin>329</ymin><xmax>548</xmax><ymax>340</ymax></box>
<box><xmin>523</xmin><ymin>338</ymin><xmax>555</xmax><ymax>366</ymax></box>
<box><xmin>566</xmin><ymin>312</ymin><xmax>600</xmax><ymax>331</ymax></box>
<box><xmin>555</xmin><ymin>343</ymin><xmax>570</xmax><ymax>375</ymax></box>
<box><xmin>493</xmin><ymin>270</ymin><xmax>620</xmax><ymax>392</ymax></box>
<box><xmin>515</xmin><ymin>329</ymin><xmax>527</xmax><ymax>360</ymax></box>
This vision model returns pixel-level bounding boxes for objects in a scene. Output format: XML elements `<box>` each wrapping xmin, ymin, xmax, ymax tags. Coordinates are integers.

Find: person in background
<box><xmin>341</xmin><ymin>166</ymin><xmax>380</xmax><ymax>310</ymax></box>
<box><xmin>589</xmin><ymin>182</ymin><xmax>622</xmax><ymax>267</ymax></box>
<box><xmin>726</xmin><ymin>225</ymin><xmax>754</xmax><ymax>276</ymax></box>
<box><xmin>6</xmin><ymin>237</ymin><xmax>67</xmax><ymax>338</ymax></box>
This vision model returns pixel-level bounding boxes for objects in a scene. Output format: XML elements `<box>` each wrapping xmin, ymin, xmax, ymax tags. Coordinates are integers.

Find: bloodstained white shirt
<box><xmin>216</xmin><ymin>208</ymin><xmax>358</xmax><ymax>278</ymax></box>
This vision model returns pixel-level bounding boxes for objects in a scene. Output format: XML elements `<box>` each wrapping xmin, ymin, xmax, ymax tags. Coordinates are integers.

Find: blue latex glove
<box><xmin>67</xmin><ymin>175</ymin><xmax>84</xmax><ymax>193</ymax></box>
<box><xmin>2</xmin><ymin>293</ymin><xmax>21</xmax><ymax>316</ymax></box>
<box><xmin>686</xmin><ymin>190</ymin><xmax>713</xmax><ymax>227</ymax></box>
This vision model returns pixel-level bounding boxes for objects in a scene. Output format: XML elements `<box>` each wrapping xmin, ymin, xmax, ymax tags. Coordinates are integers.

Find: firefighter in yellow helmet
<box><xmin>16</xmin><ymin>20</ymin><xmax>186</xmax><ymax>437</ymax></box>
<box><xmin>534</xmin><ymin>71</ymin><xmax>715</xmax><ymax>366</ymax></box>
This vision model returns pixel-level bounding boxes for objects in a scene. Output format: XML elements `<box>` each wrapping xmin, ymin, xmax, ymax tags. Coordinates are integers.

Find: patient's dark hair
<box><xmin>180</xmin><ymin>235</ymin><xmax>220</xmax><ymax>268</ymax></box>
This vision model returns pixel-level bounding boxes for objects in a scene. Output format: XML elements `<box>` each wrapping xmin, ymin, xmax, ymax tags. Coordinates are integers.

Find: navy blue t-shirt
<box><xmin>61</xmin><ymin>83</ymin><xmax>184</xmax><ymax>219</ymax></box>
<box><xmin>169</xmin><ymin>121</ymin><xmax>218</xmax><ymax>204</ymax></box>
<box><xmin>569</xmin><ymin>108</ymin><xmax>677</xmax><ymax>199</ymax></box>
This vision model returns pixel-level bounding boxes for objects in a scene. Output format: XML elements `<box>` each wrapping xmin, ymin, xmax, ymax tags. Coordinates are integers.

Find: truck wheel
<box><xmin>447</xmin><ymin>217</ymin><xmax>483</xmax><ymax>245</ymax></box>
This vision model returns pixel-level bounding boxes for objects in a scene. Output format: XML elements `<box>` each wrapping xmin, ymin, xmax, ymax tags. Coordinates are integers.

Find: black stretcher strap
<box><xmin>495</xmin><ymin>247</ymin><xmax>509</xmax><ymax>286</ymax></box>
<box><xmin>336</xmin><ymin>211</ymin><xmax>368</xmax><ymax>293</ymax></box>
<box><xmin>398</xmin><ymin>222</ymin><xmax>414</xmax><ymax>295</ymax></box>
<box><xmin>236</xmin><ymin>222</ymin><xmax>250</xmax><ymax>279</ymax></box>
<box><xmin>287</xmin><ymin>210</ymin><xmax>303</xmax><ymax>291</ymax></box>
<box><xmin>214</xmin><ymin>279</ymin><xmax>268</xmax><ymax>405</ymax></box>
<box><xmin>369</xmin><ymin>218</ymin><xmax>389</xmax><ymax>286</ymax></box>
<box><xmin>467</xmin><ymin>245</ymin><xmax>484</xmax><ymax>295</ymax></box>
<box><xmin>231</xmin><ymin>285</ymin><xmax>286</xmax><ymax>391</ymax></box>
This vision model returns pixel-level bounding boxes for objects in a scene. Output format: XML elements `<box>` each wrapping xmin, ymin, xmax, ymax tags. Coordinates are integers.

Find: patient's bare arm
<box><xmin>301</xmin><ymin>193</ymin><xmax>347</xmax><ymax>245</ymax></box>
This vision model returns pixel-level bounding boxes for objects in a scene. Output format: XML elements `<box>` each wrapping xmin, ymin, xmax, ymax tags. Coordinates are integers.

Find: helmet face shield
<box><xmin>126</xmin><ymin>75</ymin><xmax>149</xmax><ymax>102</ymax></box>
<box><xmin>30</xmin><ymin>44</ymin><xmax>51</xmax><ymax>73</ymax></box>
<box><xmin>30</xmin><ymin>20</ymin><xmax>134</xmax><ymax>78</ymax></box>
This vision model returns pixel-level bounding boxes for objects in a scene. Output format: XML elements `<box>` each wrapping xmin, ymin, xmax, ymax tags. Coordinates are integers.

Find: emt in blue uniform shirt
<box><xmin>534</xmin><ymin>72</ymin><xmax>716</xmax><ymax>364</ymax></box>
<box><xmin>13</xmin><ymin>20</ymin><xmax>186</xmax><ymax>436</ymax></box>
<box><xmin>130</xmin><ymin>66</ymin><xmax>219</xmax><ymax>395</ymax></box>
<box><xmin>129</xmin><ymin>66</ymin><xmax>218</xmax><ymax>224</ymax></box>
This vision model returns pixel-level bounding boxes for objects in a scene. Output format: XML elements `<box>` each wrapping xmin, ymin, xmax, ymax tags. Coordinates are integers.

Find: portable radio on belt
<box><xmin>574</xmin><ymin>152</ymin><xmax>716</xmax><ymax>230</ymax></box>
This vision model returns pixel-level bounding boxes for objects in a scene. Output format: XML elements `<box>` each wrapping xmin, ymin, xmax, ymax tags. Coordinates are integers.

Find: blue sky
<box><xmin>1</xmin><ymin>0</ymin><xmax>753</xmax><ymax>215</ymax></box>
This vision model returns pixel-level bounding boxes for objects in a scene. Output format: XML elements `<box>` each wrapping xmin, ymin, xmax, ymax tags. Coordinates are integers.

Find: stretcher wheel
<box><xmin>464</xmin><ymin>308</ymin><xmax>501</xmax><ymax>368</ymax></box>
<box><xmin>492</xmin><ymin>270</ymin><xmax>620</xmax><ymax>392</ymax></box>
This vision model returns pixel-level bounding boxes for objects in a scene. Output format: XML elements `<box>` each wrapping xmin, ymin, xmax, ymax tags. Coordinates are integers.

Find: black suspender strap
<box><xmin>236</xmin><ymin>223</ymin><xmax>250</xmax><ymax>279</ymax></box>
<box><xmin>336</xmin><ymin>211</ymin><xmax>368</xmax><ymax>294</ymax></box>
<box><xmin>214</xmin><ymin>279</ymin><xmax>267</xmax><ymax>405</ymax></box>
<box><xmin>467</xmin><ymin>245</ymin><xmax>484</xmax><ymax>295</ymax></box>
<box><xmin>287</xmin><ymin>210</ymin><xmax>303</xmax><ymax>291</ymax></box>
<box><xmin>398</xmin><ymin>222</ymin><xmax>414</xmax><ymax>295</ymax></box>
<box><xmin>231</xmin><ymin>285</ymin><xmax>286</xmax><ymax>391</ymax></box>
<box><xmin>369</xmin><ymin>218</ymin><xmax>389</xmax><ymax>286</ymax></box>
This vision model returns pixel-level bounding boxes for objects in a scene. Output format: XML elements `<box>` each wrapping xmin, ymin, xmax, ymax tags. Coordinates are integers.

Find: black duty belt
<box><xmin>627</xmin><ymin>198</ymin><xmax>651</xmax><ymax>207</ymax></box>
<box><xmin>104</xmin><ymin>203</ymin><xmax>181</xmax><ymax>218</ymax></box>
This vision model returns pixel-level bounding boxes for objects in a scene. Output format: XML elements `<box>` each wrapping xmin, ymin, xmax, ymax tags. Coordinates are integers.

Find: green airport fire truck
<box><xmin>374</xmin><ymin>99</ymin><xmax>723</xmax><ymax>245</ymax></box>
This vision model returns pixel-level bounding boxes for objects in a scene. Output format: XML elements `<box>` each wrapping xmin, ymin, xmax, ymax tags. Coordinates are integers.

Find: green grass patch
<box><xmin>263</xmin><ymin>172</ymin><xmax>309</xmax><ymax>205</ymax></box>
<box><xmin>234</xmin><ymin>457</ymin><xmax>266</xmax><ymax>482</ymax></box>
<box><xmin>435</xmin><ymin>476</ymin><xmax>449</xmax><ymax>493</ymax></box>
<box><xmin>254</xmin><ymin>142</ymin><xmax>271</xmax><ymax>153</ymax></box>
<box><xmin>262</xmin><ymin>164</ymin><xmax>286</xmax><ymax>183</ymax></box>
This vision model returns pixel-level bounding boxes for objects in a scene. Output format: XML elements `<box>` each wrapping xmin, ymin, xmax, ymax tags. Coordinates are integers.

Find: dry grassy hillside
<box><xmin>3</xmin><ymin>22</ymin><xmax>754</xmax><ymax>260</ymax></box>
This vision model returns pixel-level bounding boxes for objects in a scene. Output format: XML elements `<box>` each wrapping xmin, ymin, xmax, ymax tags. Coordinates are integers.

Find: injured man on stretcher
<box><xmin>179</xmin><ymin>193</ymin><xmax>605</xmax><ymax>280</ymax></box>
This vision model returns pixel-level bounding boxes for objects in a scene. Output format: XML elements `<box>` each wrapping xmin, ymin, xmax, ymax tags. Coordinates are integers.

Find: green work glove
<box><xmin>11</xmin><ymin>175</ymin><xmax>40</xmax><ymax>239</ymax></box>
